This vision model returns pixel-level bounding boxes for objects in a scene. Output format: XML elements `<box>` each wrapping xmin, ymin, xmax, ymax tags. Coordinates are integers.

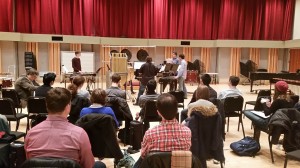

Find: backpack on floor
<box><xmin>230</xmin><ymin>136</ymin><xmax>261</xmax><ymax>157</ymax></box>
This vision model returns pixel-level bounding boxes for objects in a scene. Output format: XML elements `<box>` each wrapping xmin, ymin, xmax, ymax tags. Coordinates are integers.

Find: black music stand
<box><xmin>170</xmin><ymin>64</ymin><xmax>179</xmax><ymax>72</ymax></box>
<box><xmin>164</xmin><ymin>63</ymin><xmax>172</xmax><ymax>72</ymax></box>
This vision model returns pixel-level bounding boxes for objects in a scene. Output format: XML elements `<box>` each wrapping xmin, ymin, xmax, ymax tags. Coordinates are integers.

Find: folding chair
<box><xmin>169</xmin><ymin>91</ymin><xmax>185</xmax><ymax>109</ymax></box>
<box><xmin>2</xmin><ymin>89</ymin><xmax>23</xmax><ymax>113</ymax></box>
<box><xmin>26</xmin><ymin>97</ymin><xmax>48</xmax><ymax>131</ymax></box>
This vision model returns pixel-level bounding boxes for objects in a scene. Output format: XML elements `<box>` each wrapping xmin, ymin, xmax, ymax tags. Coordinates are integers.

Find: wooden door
<box><xmin>289</xmin><ymin>49</ymin><xmax>300</xmax><ymax>73</ymax></box>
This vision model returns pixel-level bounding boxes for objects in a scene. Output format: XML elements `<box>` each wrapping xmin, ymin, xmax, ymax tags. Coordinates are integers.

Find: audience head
<box><xmin>146</xmin><ymin>56</ymin><xmax>152</xmax><ymax>63</ymax></box>
<box><xmin>90</xmin><ymin>88</ymin><xmax>107</xmax><ymax>105</ymax></box>
<box><xmin>195</xmin><ymin>86</ymin><xmax>210</xmax><ymax>101</ymax></box>
<box><xmin>200</xmin><ymin>74</ymin><xmax>212</xmax><ymax>86</ymax></box>
<box><xmin>67</xmin><ymin>84</ymin><xmax>78</xmax><ymax>99</ymax></box>
<box><xmin>179</xmin><ymin>54</ymin><xmax>185</xmax><ymax>60</ymax></box>
<box><xmin>146</xmin><ymin>79</ymin><xmax>157</xmax><ymax>94</ymax></box>
<box><xmin>75</xmin><ymin>51</ymin><xmax>81</xmax><ymax>57</ymax></box>
<box><xmin>111</xmin><ymin>73</ymin><xmax>121</xmax><ymax>84</ymax></box>
<box><xmin>26</xmin><ymin>68</ymin><xmax>39</xmax><ymax>81</ymax></box>
<box><xmin>46</xmin><ymin>87</ymin><xmax>71</xmax><ymax>115</ymax></box>
<box><xmin>172</xmin><ymin>51</ymin><xmax>177</xmax><ymax>58</ymax></box>
<box><xmin>229</xmin><ymin>76</ymin><xmax>240</xmax><ymax>87</ymax></box>
<box><xmin>72</xmin><ymin>75</ymin><xmax>85</xmax><ymax>87</ymax></box>
<box><xmin>274</xmin><ymin>81</ymin><xmax>289</xmax><ymax>100</ymax></box>
<box><xmin>43</xmin><ymin>73</ymin><xmax>56</xmax><ymax>86</ymax></box>
<box><xmin>156</xmin><ymin>93</ymin><xmax>178</xmax><ymax>120</ymax></box>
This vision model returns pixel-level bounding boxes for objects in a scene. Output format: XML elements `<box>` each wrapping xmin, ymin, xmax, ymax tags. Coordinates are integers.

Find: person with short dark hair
<box><xmin>25</xmin><ymin>87</ymin><xmax>106</xmax><ymax>168</ymax></box>
<box><xmin>175</xmin><ymin>54</ymin><xmax>188</xmax><ymax>98</ymax></box>
<box><xmin>35</xmin><ymin>72</ymin><xmax>56</xmax><ymax>97</ymax></box>
<box><xmin>80</xmin><ymin>88</ymin><xmax>119</xmax><ymax>127</ymax></box>
<box><xmin>218</xmin><ymin>75</ymin><xmax>242</xmax><ymax>100</ymax></box>
<box><xmin>106</xmin><ymin>73</ymin><xmax>126</xmax><ymax>99</ymax></box>
<box><xmin>135</xmin><ymin>56</ymin><xmax>157</xmax><ymax>105</ymax></box>
<box><xmin>133</xmin><ymin>93</ymin><xmax>191</xmax><ymax>168</ymax></box>
<box><xmin>72</xmin><ymin>51</ymin><xmax>81</xmax><ymax>73</ymax></box>
<box><xmin>190</xmin><ymin>74</ymin><xmax>217</xmax><ymax>103</ymax></box>
<box><xmin>172</xmin><ymin>51</ymin><xmax>179</xmax><ymax>64</ymax></box>
<box><xmin>72</xmin><ymin>75</ymin><xmax>90</xmax><ymax>98</ymax></box>
<box><xmin>14</xmin><ymin>68</ymin><xmax>40</xmax><ymax>107</ymax></box>
<box><xmin>135</xmin><ymin>79</ymin><xmax>160</xmax><ymax>123</ymax></box>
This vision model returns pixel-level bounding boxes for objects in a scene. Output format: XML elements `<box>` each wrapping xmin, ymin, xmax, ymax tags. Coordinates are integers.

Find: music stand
<box><xmin>170</xmin><ymin>64</ymin><xmax>179</xmax><ymax>72</ymax></box>
<box><xmin>164</xmin><ymin>63</ymin><xmax>172</xmax><ymax>72</ymax></box>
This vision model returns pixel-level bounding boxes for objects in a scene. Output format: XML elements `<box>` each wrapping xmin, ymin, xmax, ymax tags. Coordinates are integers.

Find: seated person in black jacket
<box><xmin>67</xmin><ymin>84</ymin><xmax>91</xmax><ymax>124</ymax></box>
<box><xmin>35</xmin><ymin>72</ymin><xmax>56</xmax><ymax>97</ymax></box>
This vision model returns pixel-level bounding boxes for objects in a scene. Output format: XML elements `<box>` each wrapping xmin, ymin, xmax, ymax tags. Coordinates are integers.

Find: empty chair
<box><xmin>2</xmin><ymin>89</ymin><xmax>23</xmax><ymax>113</ymax></box>
<box><xmin>141</xmin><ymin>151</ymin><xmax>201</xmax><ymax>168</ymax></box>
<box><xmin>0</xmin><ymin>98</ymin><xmax>28</xmax><ymax>131</ymax></box>
<box><xmin>169</xmin><ymin>91</ymin><xmax>185</xmax><ymax>109</ymax></box>
<box><xmin>284</xmin><ymin>150</ymin><xmax>300</xmax><ymax>168</ymax></box>
<box><xmin>141</xmin><ymin>100</ymin><xmax>161</xmax><ymax>132</ymax></box>
<box><xmin>223</xmin><ymin>96</ymin><xmax>245</xmax><ymax>137</ymax></box>
<box><xmin>244</xmin><ymin>90</ymin><xmax>271</xmax><ymax>110</ymax></box>
<box><xmin>21</xmin><ymin>157</ymin><xmax>81</xmax><ymax>168</ymax></box>
<box><xmin>26</xmin><ymin>97</ymin><xmax>48</xmax><ymax>131</ymax></box>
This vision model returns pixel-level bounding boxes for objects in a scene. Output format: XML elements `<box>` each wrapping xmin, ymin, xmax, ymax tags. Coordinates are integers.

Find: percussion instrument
<box><xmin>185</xmin><ymin>70</ymin><xmax>198</xmax><ymax>85</ymax></box>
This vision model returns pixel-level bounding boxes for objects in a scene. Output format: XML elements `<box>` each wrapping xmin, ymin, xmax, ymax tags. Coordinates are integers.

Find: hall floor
<box><xmin>9</xmin><ymin>81</ymin><xmax>299</xmax><ymax>168</ymax></box>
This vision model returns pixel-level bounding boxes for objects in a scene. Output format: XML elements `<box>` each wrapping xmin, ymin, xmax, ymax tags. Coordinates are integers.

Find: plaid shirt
<box><xmin>141</xmin><ymin>119</ymin><xmax>191</xmax><ymax>158</ymax></box>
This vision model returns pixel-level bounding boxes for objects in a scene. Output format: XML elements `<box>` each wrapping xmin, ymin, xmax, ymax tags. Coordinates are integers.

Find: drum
<box><xmin>185</xmin><ymin>70</ymin><xmax>198</xmax><ymax>84</ymax></box>
<box><xmin>2</xmin><ymin>78</ymin><xmax>12</xmax><ymax>88</ymax></box>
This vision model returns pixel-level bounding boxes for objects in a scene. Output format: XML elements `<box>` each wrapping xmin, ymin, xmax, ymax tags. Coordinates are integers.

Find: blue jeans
<box><xmin>178</xmin><ymin>77</ymin><xmax>187</xmax><ymax>98</ymax></box>
<box><xmin>244</xmin><ymin>110</ymin><xmax>269</xmax><ymax>130</ymax></box>
<box><xmin>136</xmin><ymin>83</ymin><xmax>146</xmax><ymax>104</ymax></box>
<box><xmin>93</xmin><ymin>161</ymin><xmax>106</xmax><ymax>168</ymax></box>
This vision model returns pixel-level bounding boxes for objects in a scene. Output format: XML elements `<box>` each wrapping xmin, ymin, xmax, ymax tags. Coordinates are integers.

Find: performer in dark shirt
<box><xmin>135</xmin><ymin>56</ymin><xmax>157</xmax><ymax>105</ymax></box>
<box><xmin>72</xmin><ymin>51</ymin><xmax>81</xmax><ymax>73</ymax></box>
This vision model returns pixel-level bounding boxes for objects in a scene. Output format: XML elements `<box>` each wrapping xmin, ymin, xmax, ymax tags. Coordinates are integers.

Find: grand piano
<box><xmin>249</xmin><ymin>72</ymin><xmax>300</xmax><ymax>92</ymax></box>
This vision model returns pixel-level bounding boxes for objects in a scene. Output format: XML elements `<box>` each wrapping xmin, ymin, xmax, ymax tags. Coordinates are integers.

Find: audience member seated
<box><xmin>244</xmin><ymin>81</ymin><xmax>294</xmax><ymax>143</ymax></box>
<box><xmin>106</xmin><ymin>73</ymin><xmax>126</xmax><ymax>99</ymax></box>
<box><xmin>133</xmin><ymin>93</ymin><xmax>191</xmax><ymax>168</ymax></box>
<box><xmin>72</xmin><ymin>75</ymin><xmax>90</xmax><ymax>99</ymax></box>
<box><xmin>24</xmin><ymin>87</ymin><xmax>106</xmax><ymax>168</ymax></box>
<box><xmin>135</xmin><ymin>79</ymin><xmax>160</xmax><ymax>120</ymax></box>
<box><xmin>217</xmin><ymin>76</ymin><xmax>242</xmax><ymax>100</ymax></box>
<box><xmin>67</xmin><ymin>84</ymin><xmax>91</xmax><ymax>124</ymax></box>
<box><xmin>35</xmin><ymin>72</ymin><xmax>56</xmax><ymax>97</ymax></box>
<box><xmin>14</xmin><ymin>68</ymin><xmax>40</xmax><ymax>107</ymax></box>
<box><xmin>80</xmin><ymin>88</ymin><xmax>119</xmax><ymax>128</ymax></box>
<box><xmin>181</xmin><ymin>74</ymin><xmax>217</xmax><ymax>121</ymax></box>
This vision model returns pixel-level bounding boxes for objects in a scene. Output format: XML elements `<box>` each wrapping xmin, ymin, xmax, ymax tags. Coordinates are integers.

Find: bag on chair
<box><xmin>230</xmin><ymin>136</ymin><xmax>260</xmax><ymax>157</ymax></box>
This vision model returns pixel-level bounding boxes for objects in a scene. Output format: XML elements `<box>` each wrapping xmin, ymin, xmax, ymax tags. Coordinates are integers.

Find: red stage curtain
<box><xmin>0</xmin><ymin>0</ymin><xmax>13</xmax><ymax>32</ymax></box>
<box><xmin>14</xmin><ymin>0</ymin><xmax>295</xmax><ymax>40</ymax></box>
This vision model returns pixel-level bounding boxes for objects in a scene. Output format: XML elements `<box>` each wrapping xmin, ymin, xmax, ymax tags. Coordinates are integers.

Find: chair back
<box><xmin>169</xmin><ymin>91</ymin><xmax>184</xmax><ymax>104</ymax></box>
<box><xmin>141</xmin><ymin>151</ymin><xmax>201</xmax><ymax>168</ymax></box>
<box><xmin>143</xmin><ymin>100</ymin><xmax>161</xmax><ymax>122</ymax></box>
<box><xmin>27</xmin><ymin>97</ymin><xmax>47</xmax><ymax>115</ymax></box>
<box><xmin>290</xmin><ymin>95</ymin><xmax>299</xmax><ymax>106</ymax></box>
<box><xmin>21</xmin><ymin>157</ymin><xmax>81</xmax><ymax>168</ymax></box>
<box><xmin>223</xmin><ymin>96</ymin><xmax>244</xmax><ymax>115</ymax></box>
<box><xmin>0</xmin><ymin>98</ymin><xmax>17</xmax><ymax>116</ymax></box>
<box><xmin>257</xmin><ymin>90</ymin><xmax>271</xmax><ymax>98</ymax></box>
<box><xmin>254</xmin><ymin>96</ymin><xmax>271</xmax><ymax>111</ymax></box>
<box><xmin>1</xmin><ymin>89</ymin><xmax>22</xmax><ymax>108</ymax></box>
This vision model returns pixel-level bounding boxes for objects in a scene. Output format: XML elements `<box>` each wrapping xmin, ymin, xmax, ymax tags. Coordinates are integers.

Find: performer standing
<box><xmin>135</xmin><ymin>56</ymin><xmax>157</xmax><ymax>105</ymax></box>
<box><xmin>175</xmin><ymin>54</ymin><xmax>188</xmax><ymax>99</ymax></box>
<box><xmin>72</xmin><ymin>51</ymin><xmax>81</xmax><ymax>73</ymax></box>
<box><xmin>172</xmin><ymin>51</ymin><xmax>179</xmax><ymax>64</ymax></box>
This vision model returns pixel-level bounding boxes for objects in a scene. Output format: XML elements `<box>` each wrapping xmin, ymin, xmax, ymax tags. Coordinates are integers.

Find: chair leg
<box><xmin>26</xmin><ymin>117</ymin><xmax>30</xmax><ymax>133</ymax></box>
<box><xmin>268</xmin><ymin>135</ymin><xmax>274</xmax><ymax>163</ymax></box>
<box><xmin>240</xmin><ymin>116</ymin><xmax>245</xmax><ymax>138</ymax></box>
<box><xmin>227</xmin><ymin>117</ymin><xmax>229</xmax><ymax>132</ymax></box>
<box><xmin>16</xmin><ymin>120</ymin><xmax>20</xmax><ymax>131</ymax></box>
<box><xmin>284</xmin><ymin>157</ymin><xmax>288</xmax><ymax>168</ymax></box>
<box><xmin>220</xmin><ymin>161</ymin><xmax>224</xmax><ymax>168</ymax></box>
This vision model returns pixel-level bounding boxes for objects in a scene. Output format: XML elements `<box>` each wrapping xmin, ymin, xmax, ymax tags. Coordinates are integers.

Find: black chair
<box><xmin>26</xmin><ymin>97</ymin><xmax>48</xmax><ymax>131</ymax></box>
<box><xmin>142</xmin><ymin>100</ymin><xmax>161</xmax><ymax>123</ymax></box>
<box><xmin>141</xmin><ymin>151</ymin><xmax>201</xmax><ymax>168</ymax></box>
<box><xmin>21</xmin><ymin>157</ymin><xmax>81</xmax><ymax>168</ymax></box>
<box><xmin>169</xmin><ymin>91</ymin><xmax>185</xmax><ymax>109</ymax></box>
<box><xmin>244</xmin><ymin>90</ymin><xmax>271</xmax><ymax>110</ymax></box>
<box><xmin>223</xmin><ymin>96</ymin><xmax>245</xmax><ymax>137</ymax></box>
<box><xmin>0</xmin><ymin>98</ymin><xmax>28</xmax><ymax>131</ymax></box>
<box><xmin>284</xmin><ymin>150</ymin><xmax>300</xmax><ymax>168</ymax></box>
<box><xmin>76</xmin><ymin>113</ymin><xmax>124</xmax><ymax>161</ymax></box>
<box><xmin>2</xmin><ymin>89</ymin><xmax>23</xmax><ymax>113</ymax></box>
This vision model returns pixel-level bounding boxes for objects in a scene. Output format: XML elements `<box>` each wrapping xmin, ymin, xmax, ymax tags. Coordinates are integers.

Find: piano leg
<box><xmin>250</xmin><ymin>80</ymin><xmax>254</xmax><ymax>92</ymax></box>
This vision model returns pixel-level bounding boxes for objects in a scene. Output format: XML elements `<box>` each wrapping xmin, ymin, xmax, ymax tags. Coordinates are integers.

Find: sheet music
<box><xmin>251</xmin><ymin>111</ymin><xmax>271</xmax><ymax>119</ymax></box>
<box><xmin>159</xmin><ymin>65</ymin><xmax>165</xmax><ymax>72</ymax></box>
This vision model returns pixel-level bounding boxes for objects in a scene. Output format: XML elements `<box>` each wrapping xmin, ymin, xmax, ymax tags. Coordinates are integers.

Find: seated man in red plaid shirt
<box><xmin>133</xmin><ymin>93</ymin><xmax>192</xmax><ymax>168</ymax></box>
